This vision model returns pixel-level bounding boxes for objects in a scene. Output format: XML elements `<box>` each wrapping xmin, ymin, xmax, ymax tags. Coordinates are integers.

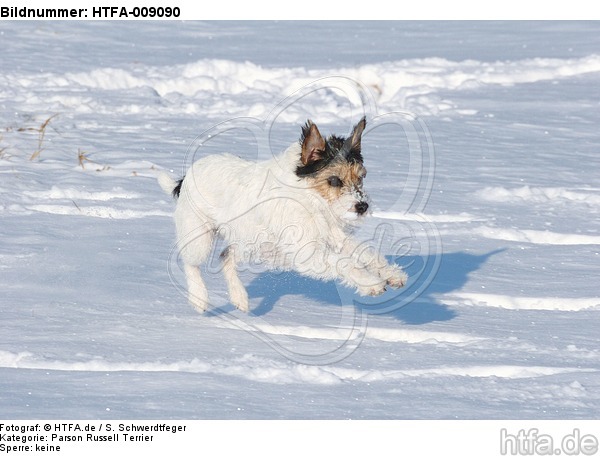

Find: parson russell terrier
<box><xmin>159</xmin><ymin>117</ymin><xmax>407</xmax><ymax>313</ymax></box>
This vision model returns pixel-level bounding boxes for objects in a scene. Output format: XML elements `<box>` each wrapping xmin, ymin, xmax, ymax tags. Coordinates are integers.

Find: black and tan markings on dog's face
<box><xmin>296</xmin><ymin>117</ymin><xmax>368</xmax><ymax>208</ymax></box>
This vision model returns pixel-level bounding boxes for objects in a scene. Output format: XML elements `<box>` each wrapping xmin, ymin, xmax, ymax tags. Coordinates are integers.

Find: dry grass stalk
<box><xmin>24</xmin><ymin>114</ymin><xmax>59</xmax><ymax>161</ymax></box>
<box><xmin>77</xmin><ymin>148</ymin><xmax>96</xmax><ymax>169</ymax></box>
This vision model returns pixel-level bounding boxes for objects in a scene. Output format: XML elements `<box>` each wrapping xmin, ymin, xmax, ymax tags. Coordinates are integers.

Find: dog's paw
<box><xmin>387</xmin><ymin>272</ymin><xmax>408</xmax><ymax>289</ymax></box>
<box><xmin>230</xmin><ymin>287</ymin><xmax>250</xmax><ymax>313</ymax></box>
<box><xmin>187</xmin><ymin>284</ymin><xmax>210</xmax><ymax>313</ymax></box>
<box><xmin>365</xmin><ymin>285</ymin><xmax>387</xmax><ymax>296</ymax></box>
<box><xmin>189</xmin><ymin>297</ymin><xmax>209</xmax><ymax>313</ymax></box>
<box><xmin>232</xmin><ymin>300</ymin><xmax>249</xmax><ymax>313</ymax></box>
<box><xmin>357</xmin><ymin>285</ymin><xmax>387</xmax><ymax>297</ymax></box>
<box><xmin>382</xmin><ymin>265</ymin><xmax>408</xmax><ymax>289</ymax></box>
<box><xmin>357</xmin><ymin>280</ymin><xmax>387</xmax><ymax>297</ymax></box>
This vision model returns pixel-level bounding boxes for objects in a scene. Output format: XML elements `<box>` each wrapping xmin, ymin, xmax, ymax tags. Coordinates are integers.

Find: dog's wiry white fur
<box><xmin>159</xmin><ymin>119</ymin><xmax>407</xmax><ymax>313</ymax></box>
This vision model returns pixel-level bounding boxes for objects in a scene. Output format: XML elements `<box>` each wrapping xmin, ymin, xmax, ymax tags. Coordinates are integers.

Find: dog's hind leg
<box><xmin>182</xmin><ymin>263</ymin><xmax>210</xmax><ymax>312</ymax></box>
<box><xmin>175</xmin><ymin>208</ymin><xmax>215</xmax><ymax>312</ymax></box>
<box><xmin>220</xmin><ymin>246</ymin><xmax>249</xmax><ymax>312</ymax></box>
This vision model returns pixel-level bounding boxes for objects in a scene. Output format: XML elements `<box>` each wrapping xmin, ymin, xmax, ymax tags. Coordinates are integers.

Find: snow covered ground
<box><xmin>1</xmin><ymin>21</ymin><xmax>599</xmax><ymax>419</ymax></box>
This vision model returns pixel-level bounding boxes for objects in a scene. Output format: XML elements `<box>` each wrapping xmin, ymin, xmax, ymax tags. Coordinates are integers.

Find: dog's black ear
<box><xmin>300</xmin><ymin>120</ymin><xmax>326</xmax><ymax>165</ymax></box>
<box><xmin>349</xmin><ymin>116</ymin><xmax>366</xmax><ymax>151</ymax></box>
<box><xmin>342</xmin><ymin>116</ymin><xmax>366</xmax><ymax>163</ymax></box>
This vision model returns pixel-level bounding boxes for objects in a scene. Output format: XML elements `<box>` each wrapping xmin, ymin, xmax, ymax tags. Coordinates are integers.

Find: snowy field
<box><xmin>1</xmin><ymin>21</ymin><xmax>599</xmax><ymax>419</ymax></box>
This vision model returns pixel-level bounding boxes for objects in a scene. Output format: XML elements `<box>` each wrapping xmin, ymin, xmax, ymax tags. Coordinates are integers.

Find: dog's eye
<box><xmin>327</xmin><ymin>176</ymin><xmax>343</xmax><ymax>187</ymax></box>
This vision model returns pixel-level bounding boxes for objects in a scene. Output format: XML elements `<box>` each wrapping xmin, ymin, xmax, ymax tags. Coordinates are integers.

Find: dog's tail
<box><xmin>158</xmin><ymin>172</ymin><xmax>185</xmax><ymax>199</ymax></box>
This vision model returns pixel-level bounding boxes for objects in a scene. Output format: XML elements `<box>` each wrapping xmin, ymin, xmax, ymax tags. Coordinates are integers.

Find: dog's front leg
<box><xmin>341</xmin><ymin>239</ymin><xmax>408</xmax><ymax>289</ymax></box>
<box><xmin>292</xmin><ymin>242</ymin><xmax>386</xmax><ymax>296</ymax></box>
<box><xmin>334</xmin><ymin>253</ymin><xmax>389</xmax><ymax>296</ymax></box>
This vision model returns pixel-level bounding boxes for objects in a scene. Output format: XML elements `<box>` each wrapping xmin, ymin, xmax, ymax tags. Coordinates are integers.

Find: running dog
<box><xmin>159</xmin><ymin>117</ymin><xmax>407</xmax><ymax>312</ymax></box>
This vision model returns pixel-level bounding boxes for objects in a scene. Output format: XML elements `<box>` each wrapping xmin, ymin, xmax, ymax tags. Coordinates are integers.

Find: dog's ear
<box><xmin>300</xmin><ymin>120</ymin><xmax>326</xmax><ymax>165</ymax></box>
<box><xmin>349</xmin><ymin>116</ymin><xmax>366</xmax><ymax>151</ymax></box>
<box><xmin>341</xmin><ymin>116</ymin><xmax>366</xmax><ymax>163</ymax></box>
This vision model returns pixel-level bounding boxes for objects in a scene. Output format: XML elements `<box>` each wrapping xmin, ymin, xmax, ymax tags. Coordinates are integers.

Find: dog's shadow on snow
<box><xmin>246</xmin><ymin>249</ymin><xmax>505</xmax><ymax>324</ymax></box>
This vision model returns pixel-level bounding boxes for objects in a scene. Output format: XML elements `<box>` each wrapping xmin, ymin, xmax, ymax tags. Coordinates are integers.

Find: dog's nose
<box><xmin>355</xmin><ymin>201</ymin><xmax>369</xmax><ymax>214</ymax></box>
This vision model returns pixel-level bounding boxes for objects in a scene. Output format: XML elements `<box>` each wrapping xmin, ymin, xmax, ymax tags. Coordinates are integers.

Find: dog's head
<box><xmin>296</xmin><ymin>117</ymin><xmax>369</xmax><ymax>221</ymax></box>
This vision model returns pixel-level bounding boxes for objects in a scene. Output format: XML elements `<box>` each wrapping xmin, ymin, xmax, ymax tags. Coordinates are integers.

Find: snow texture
<box><xmin>0</xmin><ymin>21</ymin><xmax>599</xmax><ymax>419</ymax></box>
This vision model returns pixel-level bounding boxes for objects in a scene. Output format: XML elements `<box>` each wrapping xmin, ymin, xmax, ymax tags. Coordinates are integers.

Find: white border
<box><xmin>2</xmin><ymin>420</ymin><xmax>600</xmax><ymax>456</ymax></box>
<box><xmin>2</xmin><ymin>0</ymin><xmax>598</xmax><ymax>19</ymax></box>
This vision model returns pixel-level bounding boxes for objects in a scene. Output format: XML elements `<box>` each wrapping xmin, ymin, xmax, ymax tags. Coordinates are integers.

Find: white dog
<box><xmin>159</xmin><ymin>117</ymin><xmax>407</xmax><ymax>313</ymax></box>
